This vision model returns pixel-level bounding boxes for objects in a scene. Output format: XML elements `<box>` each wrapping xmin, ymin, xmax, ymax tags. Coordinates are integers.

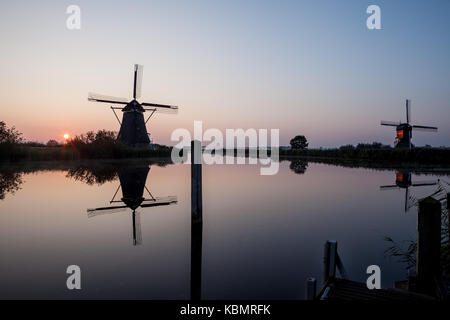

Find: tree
<box><xmin>0</xmin><ymin>121</ymin><xmax>23</xmax><ymax>144</ymax></box>
<box><xmin>94</xmin><ymin>130</ymin><xmax>117</xmax><ymax>143</ymax></box>
<box><xmin>289</xmin><ymin>160</ymin><xmax>308</xmax><ymax>174</ymax></box>
<box><xmin>47</xmin><ymin>140</ymin><xmax>59</xmax><ymax>147</ymax></box>
<box><xmin>290</xmin><ymin>135</ymin><xmax>308</xmax><ymax>151</ymax></box>
<box><xmin>0</xmin><ymin>171</ymin><xmax>23</xmax><ymax>200</ymax></box>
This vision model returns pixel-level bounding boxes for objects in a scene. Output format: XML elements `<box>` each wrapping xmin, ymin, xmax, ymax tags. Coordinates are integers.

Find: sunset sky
<box><xmin>0</xmin><ymin>0</ymin><xmax>449</xmax><ymax>147</ymax></box>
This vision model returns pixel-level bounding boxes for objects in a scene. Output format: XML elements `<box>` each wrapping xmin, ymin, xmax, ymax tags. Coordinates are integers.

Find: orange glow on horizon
<box><xmin>63</xmin><ymin>133</ymin><xmax>70</xmax><ymax>140</ymax></box>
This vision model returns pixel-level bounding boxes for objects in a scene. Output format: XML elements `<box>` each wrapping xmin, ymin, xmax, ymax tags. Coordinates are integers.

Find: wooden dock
<box><xmin>307</xmin><ymin>196</ymin><xmax>449</xmax><ymax>301</ymax></box>
<box><xmin>317</xmin><ymin>278</ymin><xmax>434</xmax><ymax>301</ymax></box>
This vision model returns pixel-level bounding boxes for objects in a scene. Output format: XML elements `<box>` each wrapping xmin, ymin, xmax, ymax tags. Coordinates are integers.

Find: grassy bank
<box><xmin>0</xmin><ymin>127</ymin><xmax>173</xmax><ymax>162</ymax></box>
<box><xmin>223</xmin><ymin>146</ymin><xmax>450</xmax><ymax>166</ymax></box>
<box><xmin>280</xmin><ymin>147</ymin><xmax>450</xmax><ymax>165</ymax></box>
<box><xmin>0</xmin><ymin>144</ymin><xmax>173</xmax><ymax>162</ymax></box>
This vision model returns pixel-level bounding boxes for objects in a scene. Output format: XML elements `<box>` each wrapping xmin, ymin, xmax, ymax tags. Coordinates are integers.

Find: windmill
<box><xmin>87</xmin><ymin>166</ymin><xmax>177</xmax><ymax>245</ymax></box>
<box><xmin>380</xmin><ymin>171</ymin><xmax>439</xmax><ymax>212</ymax></box>
<box><xmin>380</xmin><ymin>99</ymin><xmax>437</xmax><ymax>149</ymax></box>
<box><xmin>88</xmin><ymin>64</ymin><xmax>178</xmax><ymax>147</ymax></box>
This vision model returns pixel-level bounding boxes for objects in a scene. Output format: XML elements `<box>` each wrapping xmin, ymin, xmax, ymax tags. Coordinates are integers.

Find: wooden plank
<box><xmin>323</xmin><ymin>279</ymin><xmax>434</xmax><ymax>301</ymax></box>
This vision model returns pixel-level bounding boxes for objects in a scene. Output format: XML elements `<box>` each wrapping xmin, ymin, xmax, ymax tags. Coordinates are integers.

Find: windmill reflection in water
<box><xmin>87</xmin><ymin>166</ymin><xmax>177</xmax><ymax>245</ymax></box>
<box><xmin>380</xmin><ymin>171</ymin><xmax>439</xmax><ymax>212</ymax></box>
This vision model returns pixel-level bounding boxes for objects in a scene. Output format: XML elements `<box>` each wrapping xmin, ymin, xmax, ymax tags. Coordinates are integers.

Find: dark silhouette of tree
<box><xmin>70</xmin><ymin>130</ymin><xmax>121</xmax><ymax>158</ymax></box>
<box><xmin>0</xmin><ymin>170</ymin><xmax>23</xmax><ymax>200</ymax></box>
<box><xmin>72</xmin><ymin>130</ymin><xmax>117</xmax><ymax>145</ymax></box>
<box><xmin>356</xmin><ymin>142</ymin><xmax>390</xmax><ymax>150</ymax></box>
<box><xmin>289</xmin><ymin>160</ymin><xmax>308</xmax><ymax>174</ymax></box>
<box><xmin>66</xmin><ymin>166</ymin><xmax>118</xmax><ymax>185</ymax></box>
<box><xmin>290</xmin><ymin>135</ymin><xmax>308</xmax><ymax>151</ymax></box>
<box><xmin>46</xmin><ymin>140</ymin><xmax>60</xmax><ymax>147</ymax></box>
<box><xmin>23</xmin><ymin>141</ymin><xmax>45</xmax><ymax>147</ymax></box>
<box><xmin>0</xmin><ymin>121</ymin><xmax>22</xmax><ymax>144</ymax></box>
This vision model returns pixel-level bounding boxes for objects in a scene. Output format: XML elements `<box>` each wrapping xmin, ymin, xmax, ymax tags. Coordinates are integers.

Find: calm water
<box><xmin>0</xmin><ymin>160</ymin><xmax>447</xmax><ymax>299</ymax></box>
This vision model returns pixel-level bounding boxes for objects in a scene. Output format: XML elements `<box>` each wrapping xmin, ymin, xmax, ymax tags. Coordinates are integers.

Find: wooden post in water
<box><xmin>447</xmin><ymin>193</ymin><xmax>450</xmax><ymax>244</ymax></box>
<box><xmin>305</xmin><ymin>277</ymin><xmax>317</xmax><ymax>300</ymax></box>
<box><xmin>191</xmin><ymin>140</ymin><xmax>202</xmax><ymax>223</ymax></box>
<box><xmin>416</xmin><ymin>197</ymin><xmax>441</xmax><ymax>296</ymax></box>
<box><xmin>191</xmin><ymin>140</ymin><xmax>203</xmax><ymax>301</ymax></box>
<box><xmin>323</xmin><ymin>240</ymin><xmax>337</xmax><ymax>284</ymax></box>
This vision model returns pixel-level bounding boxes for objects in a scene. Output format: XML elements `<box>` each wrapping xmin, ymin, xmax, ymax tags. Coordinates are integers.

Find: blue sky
<box><xmin>0</xmin><ymin>0</ymin><xmax>449</xmax><ymax>147</ymax></box>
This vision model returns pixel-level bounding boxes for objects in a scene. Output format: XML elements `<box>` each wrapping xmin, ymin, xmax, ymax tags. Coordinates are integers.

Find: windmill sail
<box><xmin>88</xmin><ymin>93</ymin><xmax>128</xmax><ymax>104</ymax></box>
<box><xmin>133</xmin><ymin>64</ymin><xmax>143</xmax><ymax>100</ymax></box>
<box><xmin>406</xmin><ymin>99</ymin><xmax>411</xmax><ymax>124</ymax></box>
<box><xmin>87</xmin><ymin>206</ymin><xmax>127</xmax><ymax>218</ymax></box>
<box><xmin>411</xmin><ymin>181</ymin><xmax>439</xmax><ymax>187</ymax></box>
<box><xmin>132</xmin><ymin>211</ymin><xmax>142</xmax><ymax>246</ymax></box>
<box><xmin>141</xmin><ymin>196</ymin><xmax>178</xmax><ymax>207</ymax></box>
<box><xmin>380</xmin><ymin>120</ymin><xmax>401</xmax><ymax>127</ymax></box>
<box><xmin>412</xmin><ymin>125</ymin><xmax>438</xmax><ymax>132</ymax></box>
<box><xmin>142</xmin><ymin>102</ymin><xmax>179</xmax><ymax>114</ymax></box>
<box><xmin>380</xmin><ymin>185</ymin><xmax>399</xmax><ymax>190</ymax></box>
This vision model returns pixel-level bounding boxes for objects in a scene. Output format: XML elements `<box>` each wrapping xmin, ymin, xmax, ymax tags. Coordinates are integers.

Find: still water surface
<box><xmin>0</xmin><ymin>160</ymin><xmax>447</xmax><ymax>299</ymax></box>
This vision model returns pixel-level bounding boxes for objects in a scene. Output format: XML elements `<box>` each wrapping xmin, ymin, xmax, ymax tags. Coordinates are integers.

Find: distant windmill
<box><xmin>380</xmin><ymin>99</ymin><xmax>437</xmax><ymax>149</ymax></box>
<box><xmin>380</xmin><ymin>171</ymin><xmax>439</xmax><ymax>212</ymax></box>
<box><xmin>88</xmin><ymin>64</ymin><xmax>178</xmax><ymax>147</ymax></box>
<box><xmin>87</xmin><ymin>166</ymin><xmax>177</xmax><ymax>246</ymax></box>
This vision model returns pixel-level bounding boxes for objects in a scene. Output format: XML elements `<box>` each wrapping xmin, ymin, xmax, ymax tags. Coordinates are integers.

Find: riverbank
<box><xmin>0</xmin><ymin>144</ymin><xmax>173</xmax><ymax>162</ymax></box>
<box><xmin>281</xmin><ymin>147</ymin><xmax>450</xmax><ymax>165</ymax></box>
<box><xmin>281</xmin><ymin>156</ymin><xmax>450</xmax><ymax>175</ymax></box>
<box><xmin>2</xmin><ymin>145</ymin><xmax>450</xmax><ymax>171</ymax></box>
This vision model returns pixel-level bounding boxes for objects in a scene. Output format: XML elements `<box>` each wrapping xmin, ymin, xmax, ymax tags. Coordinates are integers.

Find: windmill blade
<box><xmin>88</xmin><ymin>92</ymin><xmax>128</xmax><ymax>105</ymax></box>
<box><xmin>406</xmin><ymin>188</ymin><xmax>418</xmax><ymax>212</ymax></box>
<box><xmin>144</xmin><ymin>107</ymin><xmax>178</xmax><ymax>115</ymax></box>
<box><xmin>406</xmin><ymin>99</ymin><xmax>411</xmax><ymax>124</ymax></box>
<box><xmin>140</xmin><ymin>195</ymin><xmax>177</xmax><ymax>208</ymax></box>
<box><xmin>87</xmin><ymin>205</ymin><xmax>128</xmax><ymax>212</ymax></box>
<box><xmin>142</xmin><ymin>195</ymin><xmax>177</xmax><ymax>203</ymax></box>
<box><xmin>87</xmin><ymin>206</ymin><xmax>127</xmax><ymax>218</ymax></box>
<box><xmin>404</xmin><ymin>188</ymin><xmax>409</xmax><ymax>212</ymax></box>
<box><xmin>412</xmin><ymin>125</ymin><xmax>438</xmax><ymax>132</ymax></box>
<box><xmin>380</xmin><ymin>185</ymin><xmax>399</xmax><ymax>190</ymax></box>
<box><xmin>132</xmin><ymin>211</ymin><xmax>142</xmax><ymax>246</ymax></box>
<box><xmin>380</xmin><ymin>120</ymin><xmax>401</xmax><ymax>127</ymax></box>
<box><xmin>141</xmin><ymin>202</ymin><xmax>177</xmax><ymax>208</ymax></box>
<box><xmin>133</xmin><ymin>64</ymin><xmax>143</xmax><ymax>100</ymax></box>
<box><xmin>428</xmin><ymin>183</ymin><xmax>446</xmax><ymax>199</ymax></box>
<box><xmin>142</xmin><ymin>102</ymin><xmax>179</xmax><ymax>114</ymax></box>
<box><xmin>411</xmin><ymin>181</ymin><xmax>439</xmax><ymax>187</ymax></box>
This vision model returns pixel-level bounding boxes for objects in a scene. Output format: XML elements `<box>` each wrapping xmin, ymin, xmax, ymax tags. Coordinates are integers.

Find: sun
<box><xmin>63</xmin><ymin>133</ymin><xmax>70</xmax><ymax>140</ymax></box>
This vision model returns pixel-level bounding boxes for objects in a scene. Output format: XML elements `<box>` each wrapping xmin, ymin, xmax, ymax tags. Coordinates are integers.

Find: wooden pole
<box><xmin>305</xmin><ymin>277</ymin><xmax>317</xmax><ymax>300</ymax></box>
<box><xmin>323</xmin><ymin>240</ymin><xmax>337</xmax><ymax>284</ymax></box>
<box><xmin>191</xmin><ymin>140</ymin><xmax>203</xmax><ymax>301</ymax></box>
<box><xmin>447</xmin><ymin>193</ymin><xmax>450</xmax><ymax>244</ymax></box>
<box><xmin>191</xmin><ymin>140</ymin><xmax>202</xmax><ymax>223</ymax></box>
<box><xmin>416</xmin><ymin>197</ymin><xmax>441</xmax><ymax>296</ymax></box>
